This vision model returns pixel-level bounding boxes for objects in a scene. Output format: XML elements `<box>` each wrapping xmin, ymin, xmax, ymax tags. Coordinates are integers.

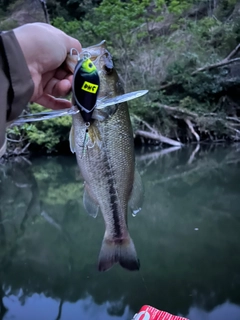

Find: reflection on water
<box><xmin>0</xmin><ymin>144</ymin><xmax>240</xmax><ymax>320</ymax></box>
<box><xmin>3</xmin><ymin>294</ymin><xmax>131</xmax><ymax>320</ymax></box>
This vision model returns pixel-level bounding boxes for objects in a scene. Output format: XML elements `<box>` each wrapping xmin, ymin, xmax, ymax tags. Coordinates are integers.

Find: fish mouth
<box><xmin>82</xmin><ymin>40</ymin><xmax>107</xmax><ymax>57</ymax></box>
<box><xmin>83</xmin><ymin>40</ymin><xmax>114</xmax><ymax>75</ymax></box>
<box><xmin>90</xmin><ymin>51</ymin><xmax>114</xmax><ymax>76</ymax></box>
<box><xmin>66</xmin><ymin>40</ymin><xmax>114</xmax><ymax>76</ymax></box>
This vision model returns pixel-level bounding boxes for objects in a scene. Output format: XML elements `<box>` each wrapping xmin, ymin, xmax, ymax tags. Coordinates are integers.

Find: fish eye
<box><xmin>104</xmin><ymin>65</ymin><xmax>113</xmax><ymax>75</ymax></box>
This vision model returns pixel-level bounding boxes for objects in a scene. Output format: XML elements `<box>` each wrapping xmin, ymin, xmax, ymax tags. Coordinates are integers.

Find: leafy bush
<box><xmin>7</xmin><ymin>104</ymin><xmax>72</xmax><ymax>153</ymax></box>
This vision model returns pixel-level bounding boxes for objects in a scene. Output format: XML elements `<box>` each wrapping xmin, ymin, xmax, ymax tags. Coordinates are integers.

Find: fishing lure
<box><xmin>72</xmin><ymin>50</ymin><xmax>100</xmax><ymax>124</ymax></box>
<box><xmin>69</xmin><ymin>49</ymin><xmax>100</xmax><ymax>157</ymax></box>
<box><xmin>11</xmin><ymin>48</ymin><xmax>148</xmax><ymax>126</ymax></box>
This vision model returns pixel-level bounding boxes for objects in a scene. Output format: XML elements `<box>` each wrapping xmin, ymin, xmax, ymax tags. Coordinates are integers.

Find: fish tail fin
<box><xmin>98</xmin><ymin>235</ymin><xmax>140</xmax><ymax>272</ymax></box>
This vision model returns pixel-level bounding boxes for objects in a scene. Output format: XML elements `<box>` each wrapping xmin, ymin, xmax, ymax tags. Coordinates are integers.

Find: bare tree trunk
<box><xmin>39</xmin><ymin>0</ymin><xmax>50</xmax><ymax>24</ymax></box>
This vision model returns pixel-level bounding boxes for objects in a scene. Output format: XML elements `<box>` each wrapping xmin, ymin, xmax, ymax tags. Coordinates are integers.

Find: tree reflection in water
<box><xmin>0</xmin><ymin>146</ymin><xmax>240</xmax><ymax>319</ymax></box>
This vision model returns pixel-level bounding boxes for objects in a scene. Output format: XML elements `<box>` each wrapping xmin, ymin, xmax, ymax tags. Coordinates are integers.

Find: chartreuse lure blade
<box><xmin>72</xmin><ymin>57</ymin><xmax>100</xmax><ymax>123</ymax></box>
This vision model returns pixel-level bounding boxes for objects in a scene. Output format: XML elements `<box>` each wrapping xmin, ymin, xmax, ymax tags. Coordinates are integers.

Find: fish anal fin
<box><xmin>83</xmin><ymin>184</ymin><xmax>99</xmax><ymax>218</ymax></box>
<box><xmin>129</xmin><ymin>169</ymin><xmax>144</xmax><ymax>217</ymax></box>
<box><xmin>98</xmin><ymin>236</ymin><xmax>140</xmax><ymax>272</ymax></box>
<box><xmin>69</xmin><ymin>125</ymin><xmax>75</xmax><ymax>154</ymax></box>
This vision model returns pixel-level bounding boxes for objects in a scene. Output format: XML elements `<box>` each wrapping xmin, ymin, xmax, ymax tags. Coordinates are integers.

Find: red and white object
<box><xmin>132</xmin><ymin>305</ymin><xmax>189</xmax><ymax>320</ymax></box>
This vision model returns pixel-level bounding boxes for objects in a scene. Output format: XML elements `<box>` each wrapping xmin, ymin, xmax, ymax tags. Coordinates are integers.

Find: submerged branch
<box><xmin>187</xmin><ymin>144</ymin><xmax>200</xmax><ymax>164</ymax></box>
<box><xmin>136</xmin><ymin>146</ymin><xmax>181</xmax><ymax>162</ymax></box>
<box><xmin>150</xmin><ymin>164</ymin><xmax>204</xmax><ymax>186</ymax></box>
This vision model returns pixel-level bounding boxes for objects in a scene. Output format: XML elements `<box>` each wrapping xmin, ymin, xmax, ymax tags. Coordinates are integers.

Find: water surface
<box><xmin>0</xmin><ymin>144</ymin><xmax>240</xmax><ymax>320</ymax></box>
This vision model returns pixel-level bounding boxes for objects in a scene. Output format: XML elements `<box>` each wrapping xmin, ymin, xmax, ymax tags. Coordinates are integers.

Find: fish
<box><xmin>67</xmin><ymin>40</ymin><xmax>144</xmax><ymax>272</ymax></box>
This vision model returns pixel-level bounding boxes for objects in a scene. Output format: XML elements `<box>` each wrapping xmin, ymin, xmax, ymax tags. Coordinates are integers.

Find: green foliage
<box><xmin>167</xmin><ymin>0</ymin><xmax>193</xmax><ymax>15</ymax></box>
<box><xmin>215</xmin><ymin>0</ymin><xmax>238</xmax><ymax>20</ymax></box>
<box><xmin>52</xmin><ymin>17</ymin><xmax>82</xmax><ymax>40</ymax></box>
<box><xmin>3</xmin><ymin>0</ymin><xmax>240</xmax><ymax>150</ymax></box>
<box><xmin>31</xmin><ymin>160</ymin><xmax>83</xmax><ymax>205</ymax></box>
<box><xmin>0</xmin><ymin>18</ymin><xmax>18</xmax><ymax>30</ymax></box>
<box><xmin>26</xmin><ymin>104</ymin><xmax>72</xmax><ymax>152</ymax></box>
<box><xmin>84</xmin><ymin>0</ymin><xmax>151</xmax><ymax>48</ymax></box>
<box><xmin>8</xmin><ymin>104</ymin><xmax>72</xmax><ymax>153</ymax></box>
<box><xmin>47</xmin><ymin>0</ymin><xmax>102</xmax><ymax>20</ymax></box>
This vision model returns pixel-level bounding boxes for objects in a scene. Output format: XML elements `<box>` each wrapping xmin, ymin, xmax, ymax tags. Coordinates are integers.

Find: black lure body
<box><xmin>72</xmin><ymin>57</ymin><xmax>100</xmax><ymax>123</ymax></box>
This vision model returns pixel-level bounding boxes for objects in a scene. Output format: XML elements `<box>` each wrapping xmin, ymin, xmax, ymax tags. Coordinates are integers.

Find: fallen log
<box><xmin>135</xmin><ymin>130</ymin><xmax>183</xmax><ymax>147</ymax></box>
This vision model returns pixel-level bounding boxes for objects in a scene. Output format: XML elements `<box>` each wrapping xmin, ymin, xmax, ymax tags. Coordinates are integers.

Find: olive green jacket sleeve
<box><xmin>0</xmin><ymin>30</ymin><xmax>34</xmax><ymax>157</ymax></box>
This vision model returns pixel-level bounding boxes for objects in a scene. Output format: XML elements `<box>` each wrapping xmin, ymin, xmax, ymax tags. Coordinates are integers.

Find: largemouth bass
<box><xmin>67</xmin><ymin>41</ymin><xmax>143</xmax><ymax>272</ymax></box>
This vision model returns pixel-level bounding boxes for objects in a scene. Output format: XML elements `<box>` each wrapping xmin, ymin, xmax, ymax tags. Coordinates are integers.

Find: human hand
<box><xmin>14</xmin><ymin>23</ymin><xmax>82</xmax><ymax>110</ymax></box>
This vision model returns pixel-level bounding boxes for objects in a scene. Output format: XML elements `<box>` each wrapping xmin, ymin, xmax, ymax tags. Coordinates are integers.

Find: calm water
<box><xmin>0</xmin><ymin>144</ymin><xmax>240</xmax><ymax>320</ymax></box>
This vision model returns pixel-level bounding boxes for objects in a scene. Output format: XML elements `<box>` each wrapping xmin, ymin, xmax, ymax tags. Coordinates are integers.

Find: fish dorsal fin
<box><xmin>69</xmin><ymin>125</ymin><xmax>75</xmax><ymax>154</ymax></box>
<box><xmin>83</xmin><ymin>185</ymin><xmax>99</xmax><ymax>218</ymax></box>
<box><xmin>129</xmin><ymin>169</ymin><xmax>144</xmax><ymax>217</ymax></box>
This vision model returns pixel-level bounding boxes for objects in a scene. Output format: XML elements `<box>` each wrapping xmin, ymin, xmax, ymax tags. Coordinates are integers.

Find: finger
<box><xmin>54</xmin><ymin>68</ymin><xmax>69</xmax><ymax>80</ymax></box>
<box><xmin>42</xmin><ymin>23</ymin><xmax>82</xmax><ymax>54</ymax></box>
<box><xmin>34</xmin><ymin>23</ymin><xmax>82</xmax><ymax>54</ymax></box>
<box><xmin>64</xmin><ymin>35</ymin><xmax>82</xmax><ymax>54</ymax></box>
<box><xmin>41</xmin><ymin>68</ymin><xmax>72</xmax><ymax>89</ymax></box>
<box><xmin>44</xmin><ymin>78</ymin><xmax>72</xmax><ymax>97</ymax></box>
<box><xmin>35</xmin><ymin>94</ymin><xmax>72</xmax><ymax>110</ymax></box>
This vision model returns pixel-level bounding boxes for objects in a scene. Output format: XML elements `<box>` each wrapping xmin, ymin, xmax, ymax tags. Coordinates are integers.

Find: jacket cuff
<box><xmin>1</xmin><ymin>30</ymin><xmax>34</xmax><ymax>121</ymax></box>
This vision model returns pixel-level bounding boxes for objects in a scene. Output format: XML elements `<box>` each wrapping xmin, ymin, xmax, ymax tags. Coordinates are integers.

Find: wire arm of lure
<box><xmin>70</xmin><ymin>48</ymin><xmax>92</xmax><ymax>61</ymax></box>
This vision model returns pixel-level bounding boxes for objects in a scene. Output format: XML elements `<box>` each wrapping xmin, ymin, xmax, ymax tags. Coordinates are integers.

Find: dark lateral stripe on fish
<box><xmin>109</xmin><ymin>182</ymin><xmax>122</xmax><ymax>238</ymax></box>
<box><xmin>102</xmin><ymin>152</ymin><xmax>122</xmax><ymax>239</ymax></box>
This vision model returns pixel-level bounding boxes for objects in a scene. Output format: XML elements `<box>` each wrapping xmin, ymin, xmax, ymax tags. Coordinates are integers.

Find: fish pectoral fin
<box><xmin>83</xmin><ymin>185</ymin><xmax>99</xmax><ymax>218</ymax></box>
<box><xmin>98</xmin><ymin>235</ymin><xmax>140</xmax><ymax>272</ymax></box>
<box><xmin>92</xmin><ymin>109</ymin><xmax>108</xmax><ymax>121</ymax></box>
<box><xmin>129</xmin><ymin>169</ymin><xmax>144</xmax><ymax>217</ymax></box>
<box><xmin>69</xmin><ymin>125</ymin><xmax>75</xmax><ymax>154</ymax></box>
<box><xmin>92</xmin><ymin>105</ymin><xmax>118</xmax><ymax>121</ymax></box>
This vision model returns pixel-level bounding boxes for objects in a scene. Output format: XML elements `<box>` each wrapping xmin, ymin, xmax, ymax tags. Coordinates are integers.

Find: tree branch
<box><xmin>135</xmin><ymin>130</ymin><xmax>183</xmax><ymax>147</ymax></box>
<box><xmin>191</xmin><ymin>57</ymin><xmax>240</xmax><ymax>75</ymax></box>
<box><xmin>159</xmin><ymin>43</ymin><xmax>240</xmax><ymax>90</ymax></box>
<box><xmin>225</xmin><ymin>43</ymin><xmax>240</xmax><ymax>60</ymax></box>
<box><xmin>39</xmin><ymin>0</ymin><xmax>50</xmax><ymax>24</ymax></box>
<box><xmin>153</xmin><ymin>103</ymin><xmax>198</xmax><ymax>118</ymax></box>
<box><xmin>185</xmin><ymin>118</ymin><xmax>200</xmax><ymax>142</ymax></box>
